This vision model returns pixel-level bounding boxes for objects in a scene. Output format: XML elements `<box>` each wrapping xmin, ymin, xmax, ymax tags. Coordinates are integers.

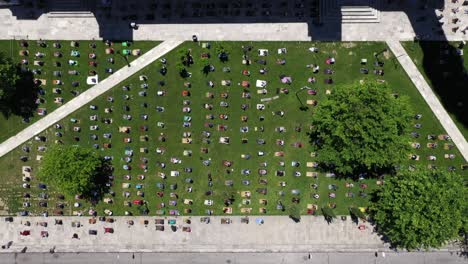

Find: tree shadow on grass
<box><xmin>0</xmin><ymin>69</ymin><xmax>38</xmax><ymax>120</ymax></box>
<box><xmin>83</xmin><ymin>159</ymin><xmax>112</xmax><ymax>204</ymax></box>
<box><xmin>414</xmin><ymin>41</ymin><xmax>468</xmax><ymax>134</ymax></box>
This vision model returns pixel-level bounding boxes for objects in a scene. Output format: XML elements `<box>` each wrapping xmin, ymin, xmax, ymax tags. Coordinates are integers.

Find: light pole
<box><xmin>296</xmin><ymin>86</ymin><xmax>312</xmax><ymax>110</ymax></box>
<box><xmin>374</xmin><ymin>48</ymin><xmax>388</xmax><ymax>64</ymax></box>
<box><xmin>117</xmin><ymin>50</ymin><xmax>130</xmax><ymax>67</ymax></box>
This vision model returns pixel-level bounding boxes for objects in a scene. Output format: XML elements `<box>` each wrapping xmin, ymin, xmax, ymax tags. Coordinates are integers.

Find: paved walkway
<box><xmin>0</xmin><ymin>40</ymin><xmax>182</xmax><ymax>158</ymax></box>
<box><xmin>340</xmin><ymin>0</ymin><xmax>468</xmax><ymax>42</ymax></box>
<box><xmin>0</xmin><ymin>216</ymin><xmax>387</xmax><ymax>253</ymax></box>
<box><xmin>386</xmin><ymin>40</ymin><xmax>468</xmax><ymax>162</ymax></box>
<box><xmin>1</xmin><ymin>1</ymin><xmax>468</xmax><ymax>41</ymax></box>
<box><xmin>0</xmin><ymin>216</ymin><xmax>459</xmax><ymax>254</ymax></box>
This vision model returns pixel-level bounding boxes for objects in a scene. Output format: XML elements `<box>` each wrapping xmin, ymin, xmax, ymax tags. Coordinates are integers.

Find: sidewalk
<box><xmin>386</xmin><ymin>40</ymin><xmax>468</xmax><ymax>162</ymax></box>
<box><xmin>0</xmin><ymin>216</ymin><xmax>390</xmax><ymax>253</ymax></box>
<box><xmin>1</xmin><ymin>5</ymin><xmax>468</xmax><ymax>41</ymax></box>
<box><xmin>0</xmin><ymin>40</ymin><xmax>182</xmax><ymax>158</ymax></box>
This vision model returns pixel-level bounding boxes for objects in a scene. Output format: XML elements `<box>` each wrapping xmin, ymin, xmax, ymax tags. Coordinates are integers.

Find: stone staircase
<box><xmin>320</xmin><ymin>0</ymin><xmax>381</xmax><ymax>24</ymax></box>
<box><xmin>341</xmin><ymin>6</ymin><xmax>380</xmax><ymax>23</ymax></box>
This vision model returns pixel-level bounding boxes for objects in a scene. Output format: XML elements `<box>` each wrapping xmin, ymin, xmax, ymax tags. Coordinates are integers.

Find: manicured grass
<box><xmin>0</xmin><ymin>41</ymin><xmax>465</xmax><ymax>217</ymax></box>
<box><xmin>401</xmin><ymin>41</ymin><xmax>468</xmax><ymax>140</ymax></box>
<box><xmin>0</xmin><ymin>40</ymin><xmax>160</xmax><ymax>143</ymax></box>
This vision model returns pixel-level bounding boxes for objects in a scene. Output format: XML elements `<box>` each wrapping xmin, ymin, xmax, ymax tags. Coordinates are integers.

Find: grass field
<box><xmin>401</xmin><ymin>41</ymin><xmax>468</xmax><ymax>140</ymax></box>
<box><xmin>0</xmin><ymin>41</ymin><xmax>465</xmax><ymax>217</ymax></box>
<box><xmin>0</xmin><ymin>40</ymin><xmax>160</xmax><ymax>143</ymax></box>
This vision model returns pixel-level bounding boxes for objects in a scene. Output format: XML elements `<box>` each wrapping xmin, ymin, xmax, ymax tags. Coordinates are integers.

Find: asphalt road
<box><xmin>0</xmin><ymin>252</ymin><xmax>465</xmax><ymax>264</ymax></box>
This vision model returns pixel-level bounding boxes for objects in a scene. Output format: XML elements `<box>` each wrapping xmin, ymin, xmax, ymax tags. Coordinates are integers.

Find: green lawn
<box><xmin>0</xmin><ymin>40</ymin><xmax>160</xmax><ymax>143</ymax></box>
<box><xmin>401</xmin><ymin>41</ymin><xmax>468</xmax><ymax>140</ymax></box>
<box><xmin>0</xmin><ymin>41</ymin><xmax>465</xmax><ymax>217</ymax></box>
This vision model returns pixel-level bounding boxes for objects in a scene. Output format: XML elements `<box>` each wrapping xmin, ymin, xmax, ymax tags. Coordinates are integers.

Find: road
<box><xmin>0</xmin><ymin>252</ymin><xmax>465</xmax><ymax>264</ymax></box>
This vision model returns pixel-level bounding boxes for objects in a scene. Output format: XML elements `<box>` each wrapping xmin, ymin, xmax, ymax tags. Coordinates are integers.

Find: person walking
<box><xmin>129</xmin><ymin>22</ymin><xmax>139</xmax><ymax>30</ymax></box>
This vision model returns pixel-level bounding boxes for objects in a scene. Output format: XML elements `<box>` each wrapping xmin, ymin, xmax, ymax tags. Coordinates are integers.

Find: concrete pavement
<box><xmin>0</xmin><ymin>40</ymin><xmax>182</xmax><ymax>158</ymax></box>
<box><xmin>340</xmin><ymin>0</ymin><xmax>468</xmax><ymax>42</ymax></box>
<box><xmin>386</xmin><ymin>40</ymin><xmax>468</xmax><ymax>162</ymax></box>
<box><xmin>0</xmin><ymin>216</ymin><xmax>391</xmax><ymax>253</ymax></box>
<box><xmin>1</xmin><ymin>1</ymin><xmax>468</xmax><ymax>41</ymax></box>
<box><xmin>0</xmin><ymin>252</ymin><xmax>465</xmax><ymax>264</ymax></box>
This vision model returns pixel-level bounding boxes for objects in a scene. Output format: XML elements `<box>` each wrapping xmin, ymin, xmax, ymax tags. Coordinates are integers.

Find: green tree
<box><xmin>309</xmin><ymin>80</ymin><xmax>412</xmax><ymax>175</ymax></box>
<box><xmin>371</xmin><ymin>168</ymin><xmax>465</xmax><ymax>250</ymax></box>
<box><xmin>38</xmin><ymin>145</ymin><xmax>103</xmax><ymax>196</ymax></box>
<box><xmin>0</xmin><ymin>52</ymin><xmax>19</xmax><ymax>101</ymax></box>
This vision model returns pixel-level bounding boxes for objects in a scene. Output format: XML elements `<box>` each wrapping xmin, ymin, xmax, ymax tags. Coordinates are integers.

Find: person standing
<box><xmin>129</xmin><ymin>22</ymin><xmax>139</xmax><ymax>30</ymax></box>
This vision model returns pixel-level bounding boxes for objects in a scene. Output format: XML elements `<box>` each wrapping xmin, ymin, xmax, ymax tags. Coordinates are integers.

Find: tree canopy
<box><xmin>0</xmin><ymin>52</ymin><xmax>19</xmax><ymax>101</ymax></box>
<box><xmin>309</xmin><ymin>80</ymin><xmax>412</xmax><ymax>175</ymax></box>
<box><xmin>371</xmin><ymin>168</ymin><xmax>465</xmax><ymax>250</ymax></box>
<box><xmin>38</xmin><ymin>145</ymin><xmax>103</xmax><ymax>196</ymax></box>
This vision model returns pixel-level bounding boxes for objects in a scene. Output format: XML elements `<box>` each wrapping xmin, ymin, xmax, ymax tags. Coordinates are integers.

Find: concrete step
<box><xmin>341</xmin><ymin>10</ymin><xmax>375</xmax><ymax>16</ymax></box>
<box><xmin>341</xmin><ymin>6</ymin><xmax>376</xmax><ymax>13</ymax></box>
<box><xmin>47</xmin><ymin>11</ymin><xmax>95</xmax><ymax>18</ymax></box>
<box><xmin>319</xmin><ymin>0</ymin><xmax>382</xmax><ymax>23</ymax></box>
<box><xmin>341</xmin><ymin>6</ymin><xmax>375</xmax><ymax>11</ymax></box>
<box><xmin>342</xmin><ymin>14</ymin><xmax>380</xmax><ymax>23</ymax></box>
<box><xmin>324</xmin><ymin>6</ymin><xmax>376</xmax><ymax>15</ymax></box>
<box><xmin>342</xmin><ymin>15</ymin><xmax>379</xmax><ymax>23</ymax></box>
<box><xmin>342</xmin><ymin>15</ymin><xmax>378</xmax><ymax>20</ymax></box>
<box><xmin>342</xmin><ymin>20</ymin><xmax>380</xmax><ymax>23</ymax></box>
<box><xmin>341</xmin><ymin>8</ymin><xmax>375</xmax><ymax>12</ymax></box>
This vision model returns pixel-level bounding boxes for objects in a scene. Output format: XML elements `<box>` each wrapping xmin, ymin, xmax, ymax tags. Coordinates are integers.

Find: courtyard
<box><xmin>0</xmin><ymin>40</ymin><xmax>465</xmax><ymax>218</ymax></box>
